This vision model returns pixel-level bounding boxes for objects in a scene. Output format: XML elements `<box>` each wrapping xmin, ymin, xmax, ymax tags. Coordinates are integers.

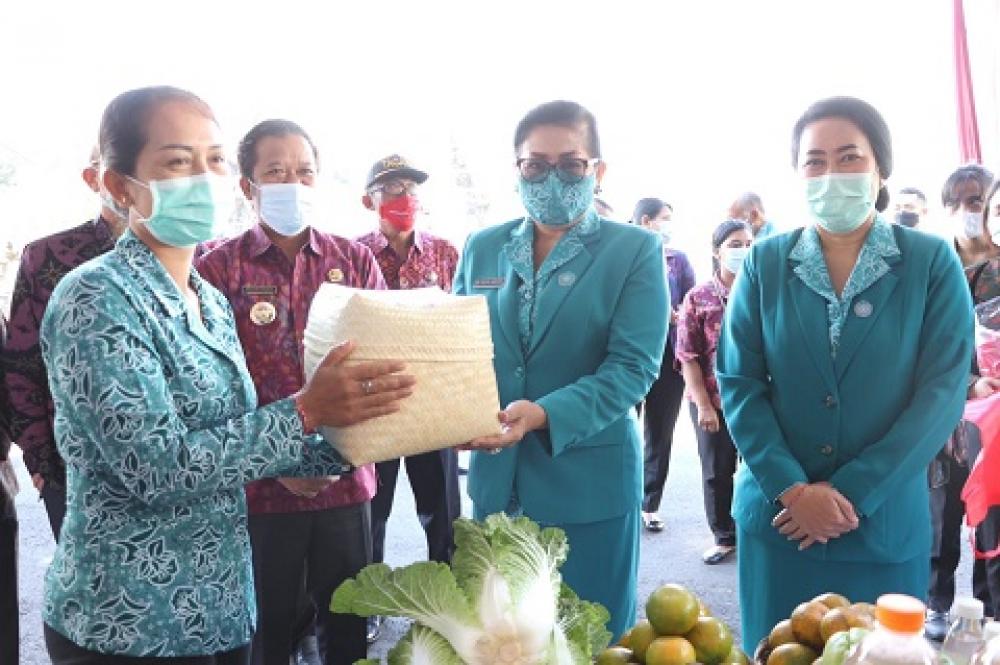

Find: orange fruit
<box><xmin>685</xmin><ymin>616</ymin><xmax>734</xmax><ymax>665</ymax></box>
<box><xmin>790</xmin><ymin>601</ymin><xmax>828</xmax><ymax>649</ymax></box>
<box><xmin>722</xmin><ymin>647</ymin><xmax>750</xmax><ymax>665</ymax></box>
<box><xmin>630</xmin><ymin>620</ymin><xmax>657</xmax><ymax>663</ymax></box>
<box><xmin>820</xmin><ymin>608</ymin><xmax>851</xmax><ymax>642</ymax></box>
<box><xmin>768</xmin><ymin>619</ymin><xmax>797</xmax><ymax>648</ymax></box>
<box><xmin>645</xmin><ymin>636</ymin><xmax>698</xmax><ymax>665</ymax></box>
<box><xmin>766</xmin><ymin>643</ymin><xmax>818</xmax><ymax>665</ymax></box>
<box><xmin>597</xmin><ymin>646</ymin><xmax>636</xmax><ymax>664</ymax></box>
<box><xmin>618</xmin><ymin>627</ymin><xmax>633</xmax><ymax>649</ymax></box>
<box><xmin>813</xmin><ymin>593</ymin><xmax>850</xmax><ymax>610</ymax></box>
<box><xmin>646</xmin><ymin>585</ymin><xmax>701</xmax><ymax>636</ymax></box>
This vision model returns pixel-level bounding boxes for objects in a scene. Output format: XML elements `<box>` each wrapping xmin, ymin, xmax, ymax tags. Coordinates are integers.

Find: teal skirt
<box><xmin>738</xmin><ymin>527</ymin><xmax>929</xmax><ymax>653</ymax></box>
<box><xmin>475</xmin><ymin>503</ymin><xmax>640</xmax><ymax>643</ymax></box>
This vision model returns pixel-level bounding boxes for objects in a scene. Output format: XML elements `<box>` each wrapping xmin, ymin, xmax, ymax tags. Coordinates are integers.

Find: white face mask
<box><xmin>256</xmin><ymin>182</ymin><xmax>315</xmax><ymax>236</ymax></box>
<box><xmin>656</xmin><ymin>222</ymin><xmax>673</xmax><ymax>245</ymax></box>
<box><xmin>721</xmin><ymin>246</ymin><xmax>749</xmax><ymax>275</ymax></box>
<box><xmin>956</xmin><ymin>209</ymin><xmax>984</xmax><ymax>240</ymax></box>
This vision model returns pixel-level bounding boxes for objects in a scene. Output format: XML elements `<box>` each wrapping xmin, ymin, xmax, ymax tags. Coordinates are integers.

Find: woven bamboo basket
<box><xmin>303</xmin><ymin>284</ymin><xmax>502</xmax><ymax>465</ymax></box>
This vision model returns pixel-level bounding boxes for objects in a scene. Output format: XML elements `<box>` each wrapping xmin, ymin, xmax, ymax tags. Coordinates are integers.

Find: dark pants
<box><xmin>641</xmin><ymin>362</ymin><xmax>686</xmax><ymax>513</ymax></box>
<box><xmin>248</xmin><ymin>502</ymin><xmax>371</xmax><ymax>665</ymax></box>
<box><xmin>371</xmin><ymin>448</ymin><xmax>460</xmax><ymax>564</ymax></box>
<box><xmin>928</xmin><ymin>453</ymin><xmax>994</xmax><ymax>613</ymax></box>
<box><xmin>41</xmin><ymin>481</ymin><xmax>67</xmax><ymax>541</ymax></box>
<box><xmin>0</xmin><ymin>482</ymin><xmax>17</xmax><ymax>665</ymax></box>
<box><xmin>689</xmin><ymin>402</ymin><xmax>738</xmax><ymax>547</ymax></box>
<box><xmin>45</xmin><ymin>624</ymin><xmax>250</xmax><ymax>664</ymax></box>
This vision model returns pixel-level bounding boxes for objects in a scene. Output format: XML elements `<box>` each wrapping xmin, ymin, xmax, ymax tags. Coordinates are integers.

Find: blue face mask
<box><xmin>256</xmin><ymin>182</ymin><xmax>315</xmax><ymax>236</ymax></box>
<box><xmin>518</xmin><ymin>172</ymin><xmax>596</xmax><ymax>226</ymax></box>
<box><xmin>129</xmin><ymin>173</ymin><xmax>232</xmax><ymax>247</ymax></box>
<box><xmin>804</xmin><ymin>172</ymin><xmax>877</xmax><ymax>234</ymax></box>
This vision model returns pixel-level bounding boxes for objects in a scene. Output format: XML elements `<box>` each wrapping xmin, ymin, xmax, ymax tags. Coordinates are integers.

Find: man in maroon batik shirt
<box><xmin>355</xmin><ymin>155</ymin><xmax>461</xmax><ymax>643</ymax></box>
<box><xmin>4</xmin><ymin>147</ymin><xmax>127</xmax><ymax>540</ymax></box>
<box><xmin>197</xmin><ymin>120</ymin><xmax>384</xmax><ymax>665</ymax></box>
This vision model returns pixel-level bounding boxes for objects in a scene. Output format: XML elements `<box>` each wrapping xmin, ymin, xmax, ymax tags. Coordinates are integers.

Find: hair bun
<box><xmin>876</xmin><ymin>185</ymin><xmax>890</xmax><ymax>212</ymax></box>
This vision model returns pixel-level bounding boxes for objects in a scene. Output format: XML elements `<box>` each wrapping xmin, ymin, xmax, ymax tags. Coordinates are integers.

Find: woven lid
<box><xmin>304</xmin><ymin>284</ymin><xmax>494</xmax><ymax>362</ymax></box>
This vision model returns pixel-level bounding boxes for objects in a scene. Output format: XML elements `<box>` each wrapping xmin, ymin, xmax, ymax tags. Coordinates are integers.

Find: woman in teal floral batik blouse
<box><xmin>716</xmin><ymin>97</ymin><xmax>973</xmax><ymax>651</ymax></box>
<box><xmin>40</xmin><ymin>87</ymin><xmax>415</xmax><ymax>665</ymax></box>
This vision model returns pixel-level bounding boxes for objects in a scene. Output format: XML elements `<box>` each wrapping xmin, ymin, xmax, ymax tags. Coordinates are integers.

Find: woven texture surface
<box><xmin>303</xmin><ymin>284</ymin><xmax>502</xmax><ymax>465</ymax></box>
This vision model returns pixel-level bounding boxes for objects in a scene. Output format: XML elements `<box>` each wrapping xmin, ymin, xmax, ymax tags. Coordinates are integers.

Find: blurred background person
<box><xmin>728</xmin><ymin>191</ymin><xmax>776</xmax><ymax>239</ymax></box>
<box><xmin>894</xmin><ymin>186</ymin><xmax>928</xmax><ymax>228</ymax></box>
<box><xmin>0</xmin><ymin>313</ymin><xmax>17</xmax><ymax>665</ymax></box>
<box><xmin>632</xmin><ymin>197</ymin><xmax>695</xmax><ymax>533</ymax></box>
<box><xmin>948</xmin><ymin>165</ymin><xmax>997</xmax><ymax>267</ymax></box>
<box><xmin>676</xmin><ymin>219</ymin><xmax>751</xmax><ymax>564</ymax></box>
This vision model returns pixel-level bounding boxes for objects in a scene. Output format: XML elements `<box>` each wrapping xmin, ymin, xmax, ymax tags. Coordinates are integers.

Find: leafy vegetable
<box><xmin>332</xmin><ymin>514</ymin><xmax>611</xmax><ymax>664</ymax></box>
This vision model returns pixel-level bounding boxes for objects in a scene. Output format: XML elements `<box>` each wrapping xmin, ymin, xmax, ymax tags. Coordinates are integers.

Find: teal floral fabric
<box><xmin>789</xmin><ymin>216</ymin><xmax>900</xmax><ymax>356</ymax></box>
<box><xmin>503</xmin><ymin>209</ymin><xmax>601</xmax><ymax>350</ymax></box>
<box><xmin>39</xmin><ymin>231</ymin><xmax>348</xmax><ymax>657</ymax></box>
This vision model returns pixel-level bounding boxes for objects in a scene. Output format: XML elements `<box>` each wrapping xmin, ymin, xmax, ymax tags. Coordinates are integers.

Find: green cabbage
<box><xmin>822</xmin><ymin>627</ymin><xmax>871</xmax><ymax>665</ymax></box>
<box><xmin>332</xmin><ymin>514</ymin><xmax>611</xmax><ymax>664</ymax></box>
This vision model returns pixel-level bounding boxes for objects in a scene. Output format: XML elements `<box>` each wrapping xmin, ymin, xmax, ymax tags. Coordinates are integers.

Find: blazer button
<box><xmin>824</xmin><ymin>395</ymin><xmax>837</xmax><ymax>408</ymax></box>
<box><xmin>514</xmin><ymin>367</ymin><xmax>525</xmax><ymax>379</ymax></box>
<box><xmin>820</xmin><ymin>445</ymin><xmax>834</xmax><ymax>455</ymax></box>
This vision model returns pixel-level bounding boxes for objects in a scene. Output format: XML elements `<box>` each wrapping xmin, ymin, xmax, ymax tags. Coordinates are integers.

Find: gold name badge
<box><xmin>328</xmin><ymin>268</ymin><xmax>344</xmax><ymax>283</ymax></box>
<box><xmin>250</xmin><ymin>301</ymin><xmax>277</xmax><ymax>326</ymax></box>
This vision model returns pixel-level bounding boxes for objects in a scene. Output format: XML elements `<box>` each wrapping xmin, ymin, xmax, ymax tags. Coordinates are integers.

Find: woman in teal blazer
<box><xmin>717</xmin><ymin>97</ymin><xmax>973</xmax><ymax>651</ymax></box>
<box><xmin>453</xmin><ymin>101</ymin><xmax>668</xmax><ymax>640</ymax></box>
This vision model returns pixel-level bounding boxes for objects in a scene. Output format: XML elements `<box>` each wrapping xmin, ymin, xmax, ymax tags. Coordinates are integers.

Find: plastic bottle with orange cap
<box><xmin>844</xmin><ymin>594</ymin><xmax>938</xmax><ymax>665</ymax></box>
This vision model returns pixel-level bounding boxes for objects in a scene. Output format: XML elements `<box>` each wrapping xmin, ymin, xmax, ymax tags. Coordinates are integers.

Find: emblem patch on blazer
<box><xmin>853</xmin><ymin>300</ymin><xmax>873</xmax><ymax>318</ymax></box>
<box><xmin>250</xmin><ymin>301</ymin><xmax>277</xmax><ymax>326</ymax></box>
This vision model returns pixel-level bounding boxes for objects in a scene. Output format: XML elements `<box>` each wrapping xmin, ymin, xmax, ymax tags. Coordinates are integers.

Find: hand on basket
<box><xmin>772</xmin><ymin>482</ymin><xmax>859</xmax><ymax>550</ymax></box>
<box><xmin>970</xmin><ymin>376</ymin><xmax>1000</xmax><ymax>399</ymax></box>
<box><xmin>295</xmin><ymin>341</ymin><xmax>416</xmax><ymax>429</ymax></box>
<box><xmin>278</xmin><ymin>477</ymin><xmax>337</xmax><ymax>498</ymax></box>
<box><xmin>461</xmin><ymin>400</ymin><xmax>548</xmax><ymax>453</ymax></box>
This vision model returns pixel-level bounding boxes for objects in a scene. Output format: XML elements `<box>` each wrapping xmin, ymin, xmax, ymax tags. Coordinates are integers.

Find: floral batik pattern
<box><xmin>40</xmin><ymin>231</ymin><xmax>348</xmax><ymax>657</ymax></box>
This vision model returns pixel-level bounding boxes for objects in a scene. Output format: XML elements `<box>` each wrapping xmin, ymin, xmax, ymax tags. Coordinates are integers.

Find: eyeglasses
<box><xmin>516</xmin><ymin>157</ymin><xmax>600</xmax><ymax>184</ymax></box>
<box><xmin>371</xmin><ymin>180</ymin><xmax>418</xmax><ymax>197</ymax></box>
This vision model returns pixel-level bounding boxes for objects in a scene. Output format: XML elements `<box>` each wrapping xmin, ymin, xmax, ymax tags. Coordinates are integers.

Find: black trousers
<box><xmin>45</xmin><ymin>624</ymin><xmax>250</xmax><ymax>664</ymax></box>
<box><xmin>689</xmin><ymin>402</ymin><xmax>738</xmax><ymax>547</ymax></box>
<box><xmin>41</xmin><ymin>481</ymin><xmax>67</xmax><ymax>541</ymax></box>
<box><xmin>371</xmin><ymin>448</ymin><xmax>461</xmax><ymax>564</ymax></box>
<box><xmin>928</xmin><ymin>453</ymin><xmax>995</xmax><ymax>613</ymax></box>
<box><xmin>641</xmin><ymin>362</ymin><xmax>686</xmax><ymax>513</ymax></box>
<box><xmin>0</xmin><ymin>482</ymin><xmax>17</xmax><ymax>665</ymax></box>
<box><xmin>248</xmin><ymin>502</ymin><xmax>371</xmax><ymax>665</ymax></box>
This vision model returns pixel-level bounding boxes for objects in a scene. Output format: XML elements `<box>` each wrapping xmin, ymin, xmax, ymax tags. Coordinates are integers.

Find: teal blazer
<box><xmin>717</xmin><ymin>225</ymin><xmax>973</xmax><ymax>563</ymax></box>
<box><xmin>454</xmin><ymin>218</ymin><xmax>668</xmax><ymax>524</ymax></box>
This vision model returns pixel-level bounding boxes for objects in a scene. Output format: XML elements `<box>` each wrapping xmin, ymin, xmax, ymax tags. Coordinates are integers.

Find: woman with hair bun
<box><xmin>717</xmin><ymin>97</ymin><xmax>974</xmax><ymax>649</ymax></box>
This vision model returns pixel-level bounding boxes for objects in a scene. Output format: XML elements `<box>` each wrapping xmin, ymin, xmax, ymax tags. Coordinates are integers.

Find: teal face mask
<box><xmin>129</xmin><ymin>173</ymin><xmax>232</xmax><ymax>247</ymax></box>
<box><xmin>805</xmin><ymin>172</ymin><xmax>877</xmax><ymax>234</ymax></box>
<box><xmin>518</xmin><ymin>172</ymin><xmax>596</xmax><ymax>226</ymax></box>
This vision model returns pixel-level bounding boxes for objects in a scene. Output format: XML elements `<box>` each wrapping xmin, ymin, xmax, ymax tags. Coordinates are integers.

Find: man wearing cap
<box><xmin>356</xmin><ymin>155</ymin><xmax>461</xmax><ymax>642</ymax></box>
<box><xmin>197</xmin><ymin>120</ymin><xmax>385</xmax><ymax>665</ymax></box>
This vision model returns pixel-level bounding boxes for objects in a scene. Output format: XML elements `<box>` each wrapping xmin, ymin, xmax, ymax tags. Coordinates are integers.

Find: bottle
<box><xmin>942</xmin><ymin>598</ymin><xmax>986</xmax><ymax>665</ymax></box>
<box><xmin>970</xmin><ymin>621</ymin><xmax>1000</xmax><ymax>665</ymax></box>
<box><xmin>844</xmin><ymin>594</ymin><xmax>937</xmax><ymax>665</ymax></box>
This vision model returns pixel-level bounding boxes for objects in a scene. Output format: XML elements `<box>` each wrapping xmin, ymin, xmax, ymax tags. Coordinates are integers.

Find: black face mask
<box><xmin>895</xmin><ymin>211</ymin><xmax>920</xmax><ymax>228</ymax></box>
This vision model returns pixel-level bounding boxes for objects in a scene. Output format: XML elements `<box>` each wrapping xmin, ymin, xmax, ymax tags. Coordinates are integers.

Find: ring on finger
<box><xmin>361</xmin><ymin>379</ymin><xmax>376</xmax><ymax>396</ymax></box>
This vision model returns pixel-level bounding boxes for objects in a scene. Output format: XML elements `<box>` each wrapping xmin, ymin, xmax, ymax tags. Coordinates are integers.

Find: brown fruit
<box><xmin>597</xmin><ymin>646</ymin><xmax>636</xmax><ymax>665</ymax></box>
<box><xmin>813</xmin><ymin>593</ymin><xmax>851</xmax><ymax>610</ymax></box>
<box><xmin>850</xmin><ymin>602</ymin><xmax>877</xmax><ymax>617</ymax></box>
<box><xmin>768</xmin><ymin>619</ymin><xmax>797</xmax><ymax>648</ymax></box>
<box><xmin>646</xmin><ymin>585</ymin><xmax>701</xmax><ymax>636</ymax></box>
<box><xmin>766</xmin><ymin>643</ymin><xmax>819</xmax><ymax>665</ymax></box>
<box><xmin>845</xmin><ymin>608</ymin><xmax>875</xmax><ymax>630</ymax></box>
<box><xmin>820</xmin><ymin>608</ymin><xmax>851</xmax><ymax>642</ymax></box>
<box><xmin>630</xmin><ymin>620</ymin><xmax>657</xmax><ymax>664</ymax></box>
<box><xmin>685</xmin><ymin>616</ymin><xmax>734</xmax><ymax>665</ymax></box>
<box><xmin>645</xmin><ymin>637</ymin><xmax>698</xmax><ymax>665</ymax></box>
<box><xmin>790</xmin><ymin>601</ymin><xmax>828</xmax><ymax>649</ymax></box>
<box><xmin>619</xmin><ymin>628</ymin><xmax>633</xmax><ymax>649</ymax></box>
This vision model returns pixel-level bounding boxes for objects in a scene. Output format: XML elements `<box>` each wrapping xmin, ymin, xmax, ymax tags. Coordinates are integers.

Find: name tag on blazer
<box><xmin>474</xmin><ymin>277</ymin><xmax>505</xmax><ymax>289</ymax></box>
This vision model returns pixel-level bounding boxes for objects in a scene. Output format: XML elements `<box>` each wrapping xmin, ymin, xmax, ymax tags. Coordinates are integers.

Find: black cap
<box><xmin>365</xmin><ymin>154</ymin><xmax>429</xmax><ymax>189</ymax></box>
